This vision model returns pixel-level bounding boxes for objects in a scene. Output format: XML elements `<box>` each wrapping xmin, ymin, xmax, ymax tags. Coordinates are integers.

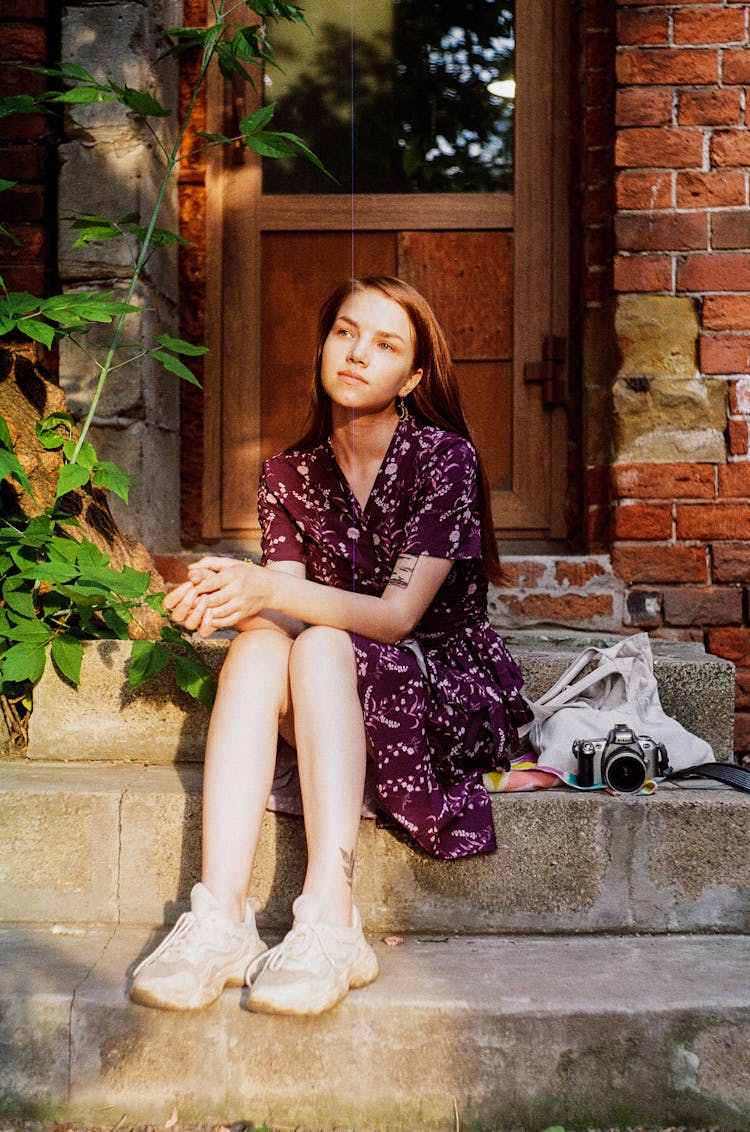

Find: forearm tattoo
<box><xmin>388</xmin><ymin>554</ymin><xmax>418</xmax><ymax>590</ymax></box>
<box><xmin>340</xmin><ymin>847</ymin><xmax>355</xmax><ymax>888</ymax></box>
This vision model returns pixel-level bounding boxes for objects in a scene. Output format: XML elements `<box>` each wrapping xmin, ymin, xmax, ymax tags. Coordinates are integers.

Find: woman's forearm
<box><xmin>180</xmin><ymin>554</ymin><xmax>453</xmax><ymax>643</ymax></box>
<box><xmin>264</xmin><ymin>569</ymin><xmax>409</xmax><ymax>644</ymax></box>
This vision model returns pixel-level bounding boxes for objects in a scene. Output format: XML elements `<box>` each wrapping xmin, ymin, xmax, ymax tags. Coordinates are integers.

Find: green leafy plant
<box><xmin>0</xmin><ymin>413</ymin><xmax>216</xmax><ymax>746</ymax></box>
<box><xmin>0</xmin><ymin>2</ymin><xmax>324</xmax><ymax>740</ymax></box>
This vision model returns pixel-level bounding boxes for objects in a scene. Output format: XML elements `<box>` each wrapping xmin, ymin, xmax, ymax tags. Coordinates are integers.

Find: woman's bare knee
<box><xmin>218</xmin><ymin>628</ymin><xmax>293</xmax><ymax>705</ymax></box>
<box><xmin>289</xmin><ymin>626</ymin><xmax>356</xmax><ymax>682</ymax></box>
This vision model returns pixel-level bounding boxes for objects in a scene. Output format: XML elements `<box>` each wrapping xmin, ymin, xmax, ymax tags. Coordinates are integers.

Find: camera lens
<box><xmin>603</xmin><ymin>750</ymin><xmax>647</xmax><ymax>793</ymax></box>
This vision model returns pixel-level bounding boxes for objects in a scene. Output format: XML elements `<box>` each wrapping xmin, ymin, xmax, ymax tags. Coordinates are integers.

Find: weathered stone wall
<box><xmin>58</xmin><ymin>1</ymin><xmax>183</xmax><ymax>549</ymax></box>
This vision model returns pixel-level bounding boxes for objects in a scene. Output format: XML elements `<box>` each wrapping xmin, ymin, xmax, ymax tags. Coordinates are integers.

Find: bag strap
<box><xmin>529</xmin><ymin>649</ymin><xmax>621</xmax><ymax>714</ymax></box>
<box><xmin>666</xmin><ymin>762</ymin><xmax>750</xmax><ymax>794</ymax></box>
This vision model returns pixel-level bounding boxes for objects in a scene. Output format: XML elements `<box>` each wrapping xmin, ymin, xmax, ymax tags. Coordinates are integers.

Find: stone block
<box><xmin>2</xmin><ymin>763</ymin><xmax>749</xmax><ymax>934</ymax></box>
<box><xmin>26</xmin><ymin>631</ymin><xmax>736</xmax><ymax>771</ymax></box>
<box><xmin>61</xmin><ymin>3</ymin><xmax>179</xmax><ymax>151</ymax></box>
<box><xmin>613</xmin><ymin>375</ymin><xmax>727</xmax><ymax>463</ymax></box>
<box><xmin>70</xmin><ymin>929</ymin><xmax>228</xmax><ymax>1120</ymax></box>
<box><xmin>644</xmin><ymin>784</ymin><xmax>750</xmax><ymax>929</ymax></box>
<box><xmin>0</xmin><ymin>924</ymin><xmax>106</xmax><ymax>1114</ymax></box>
<box><xmin>2</xmin><ymin>924</ymin><xmax>750</xmax><ymax>1129</ymax></box>
<box><xmin>59</xmin><ymin>281</ymin><xmax>176</xmax><ymax>422</ymax></box>
<box><xmin>58</xmin><ymin>137</ymin><xmax>154</xmax><ymax>279</ymax></box>
<box><xmin>118</xmin><ymin>765</ymin><xmax>204</xmax><ymax>924</ymax></box>
<box><xmin>0</xmin><ymin>764</ymin><xmax>120</xmax><ymax>922</ymax></box>
<box><xmin>86</xmin><ymin>417</ymin><xmax>181</xmax><ymax>549</ymax></box>
<box><xmin>616</xmin><ymin>294</ymin><xmax>700</xmax><ymax>380</ymax></box>
<box><xmin>27</xmin><ymin>639</ymin><xmax>227</xmax><ymax>764</ymax></box>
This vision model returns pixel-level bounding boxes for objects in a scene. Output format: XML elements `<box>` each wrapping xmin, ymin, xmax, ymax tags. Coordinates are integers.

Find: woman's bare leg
<box><xmin>201</xmin><ymin>628</ymin><xmax>294</xmax><ymax>923</ymax></box>
<box><xmin>288</xmin><ymin>626</ymin><xmax>367</xmax><ymax>926</ymax></box>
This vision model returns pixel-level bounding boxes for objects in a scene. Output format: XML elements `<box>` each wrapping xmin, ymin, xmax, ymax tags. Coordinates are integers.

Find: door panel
<box><xmin>396</xmin><ymin>231</ymin><xmax>513</xmax><ymax>361</ymax></box>
<box><xmin>260</xmin><ymin>232</ymin><xmax>397</xmax><ymax>463</ymax></box>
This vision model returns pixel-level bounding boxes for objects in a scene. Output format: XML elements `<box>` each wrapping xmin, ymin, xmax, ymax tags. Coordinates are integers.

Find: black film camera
<box><xmin>572</xmin><ymin>722</ymin><xmax>671</xmax><ymax>793</ymax></box>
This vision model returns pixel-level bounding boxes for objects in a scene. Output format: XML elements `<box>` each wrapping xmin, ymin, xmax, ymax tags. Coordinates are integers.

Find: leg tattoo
<box><xmin>340</xmin><ymin>847</ymin><xmax>355</xmax><ymax>888</ymax></box>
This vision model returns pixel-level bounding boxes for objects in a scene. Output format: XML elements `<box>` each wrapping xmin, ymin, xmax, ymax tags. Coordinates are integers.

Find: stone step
<box><xmin>2</xmin><ymin>761</ymin><xmax>748</xmax><ymax>936</ymax></box>
<box><xmin>25</xmin><ymin>631</ymin><xmax>735</xmax><ymax>764</ymax></box>
<box><xmin>2</xmin><ymin>921</ymin><xmax>749</xmax><ymax>1130</ymax></box>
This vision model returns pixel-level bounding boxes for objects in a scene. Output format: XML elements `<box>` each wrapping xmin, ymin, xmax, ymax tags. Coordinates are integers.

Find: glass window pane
<box><xmin>263</xmin><ymin>0</ymin><xmax>515</xmax><ymax>194</ymax></box>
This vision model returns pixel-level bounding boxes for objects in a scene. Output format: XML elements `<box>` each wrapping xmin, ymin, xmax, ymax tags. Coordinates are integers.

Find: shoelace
<box><xmin>131</xmin><ymin>911</ymin><xmax>220</xmax><ymax>976</ymax></box>
<box><xmin>265</xmin><ymin>922</ymin><xmax>337</xmax><ymax>973</ymax></box>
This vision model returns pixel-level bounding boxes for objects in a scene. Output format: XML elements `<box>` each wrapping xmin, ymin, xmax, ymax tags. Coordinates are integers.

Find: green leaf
<box><xmin>18</xmin><ymin>317</ymin><xmax>55</xmax><ymax>349</ymax></box>
<box><xmin>4</xmin><ymin>617</ymin><xmax>51</xmax><ymax>644</ymax></box>
<box><xmin>36</xmin><ymin>423</ymin><xmax>65</xmax><ymax>450</ymax></box>
<box><xmin>76</xmin><ymin>539</ymin><xmax>110</xmax><ymax>571</ymax></box>
<box><xmin>62</xmin><ymin>439</ymin><xmax>97</xmax><ymax>470</ymax></box>
<box><xmin>92</xmin><ymin>461</ymin><xmax>131</xmax><ymax>503</ymax></box>
<box><xmin>128</xmin><ymin>639</ymin><xmax>170</xmax><ymax>690</ymax></box>
<box><xmin>51</xmin><ymin>634</ymin><xmax>84</xmax><ymax>684</ymax></box>
<box><xmin>151</xmin><ymin>349</ymin><xmax>202</xmax><ymax>387</ymax></box>
<box><xmin>156</xmin><ymin>334</ymin><xmax>208</xmax><ymax>357</ymax></box>
<box><xmin>250</xmin><ymin>0</ymin><xmax>309</xmax><ymax>26</ymax></box>
<box><xmin>196</xmin><ymin>130</ymin><xmax>232</xmax><ymax>145</ymax></box>
<box><xmin>50</xmin><ymin>86</ymin><xmax>114</xmax><ymax>105</ymax></box>
<box><xmin>0</xmin><ymin>178</ymin><xmax>16</xmax><ymax>192</ymax></box>
<box><xmin>55</xmin><ymin>462</ymin><xmax>91</xmax><ymax>498</ymax></box>
<box><xmin>146</xmin><ymin>592</ymin><xmax>168</xmax><ymax>616</ymax></box>
<box><xmin>48</xmin><ymin>536</ymin><xmax>79</xmax><ymax>563</ymax></box>
<box><xmin>0</xmin><ymin>291</ymin><xmax>40</xmax><ymax>315</ymax></box>
<box><xmin>65</xmin><ymin>212</ymin><xmax>117</xmax><ymax>227</ymax></box>
<box><xmin>105</xmin><ymin>564</ymin><xmax>151</xmax><ymax>601</ymax></box>
<box><xmin>26</xmin><ymin>560</ymin><xmax>78</xmax><ymax>585</ymax></box>
<box><xmin>2</xmin><ymin>640</ymin><xmax>46</xmax><ymax>684</ymax></box>
<box><xmin>0</xmin><ymin>450</ymin><xmax>33</xmax><ymax>497</ymax></box>
<box><xmin>275</xmin><ymin>131</ymin><xmax>330</xmax><ymax>175</ymax></box>
<box><xmin>2</xmin><ymin>583</ymin><xmax>36</xmax><ymax>620</ymax></box>
<box><xmin>0</xmin><ymin>94</ymin><xmax>37</xmax><ymax>119</ymax></box>
<box><xmin>58</xmin><ymin>62</ymin><xmax>99</xmax><ymax>84</ymax></box>
<box><xmin>101</xmin><ymin>606</ymin><xmax>131</xmax><ymax>638</ymax></box>
<box><xmin>0</xmin><ymin>415</ymin><xmax>11</xmax><ymax>450</ymax></box>
<box><xmin>243</xmin><ymin>131</ymin><xmax>296</xmax><ymax>159</ymax></box>
<box><xmin>109</xmin><ymin>83</ymin><xmax>171</xmax><ymax>118</ymax></box>
<box><xmin>71</xmin><ymin>224</ymin><xmax>121</xmax><ymax>248</ymax></box>
<box><xmin>65</xmin><ymin>298</ymin><xmax>140</xmax><ymax>322</ymax></box>
<box><xmin>174</xmin><ymin>652</ymin><xmax>217</xmax><ymax>710</ymax></box>
<box><xmin>0</xmin><ymin>223</ymin><xmax>22</xmax><ymax>247</ymax></box>
<box><xmin>239</xmin><ymin>104</ymin><xmax>275</xmax><ymax>135</ymax></box>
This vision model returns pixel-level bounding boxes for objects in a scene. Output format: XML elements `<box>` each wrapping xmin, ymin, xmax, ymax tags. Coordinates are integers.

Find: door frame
<box><xmin>202</xmin><ymin>0</ymin><xmax>570</xmax><ymax>544</ymax></box>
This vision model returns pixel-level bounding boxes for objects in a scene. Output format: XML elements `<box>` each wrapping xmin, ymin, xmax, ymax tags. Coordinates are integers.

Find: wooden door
<box><xmin>204</xmin><ymin>0</ymin><xmax>570</xmax><ymax>546</ymax></box>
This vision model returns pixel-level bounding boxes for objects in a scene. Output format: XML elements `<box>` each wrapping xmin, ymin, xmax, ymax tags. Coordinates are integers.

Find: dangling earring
<box><xmin>396</xmin><ymin>396</ymin><xmax>410</xmax><ymax>422</ymax></box>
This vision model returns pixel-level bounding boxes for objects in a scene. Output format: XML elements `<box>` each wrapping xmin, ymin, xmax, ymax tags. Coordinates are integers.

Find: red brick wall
<box><xmin>0</xmin><ymin>2</ymin><xmax>59</xmax><ymax>307</ymax></box>
<box><xmin>607</xmin><ymin>0</ymin><xmax>750</xmax><ymax>757</ymax></box>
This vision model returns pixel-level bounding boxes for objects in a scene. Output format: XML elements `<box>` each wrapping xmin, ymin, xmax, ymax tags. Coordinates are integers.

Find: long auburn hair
<box><xmin>292</xmin><ymin>275</ymin><xmax>502</xmax><ymax>585</ymax></box>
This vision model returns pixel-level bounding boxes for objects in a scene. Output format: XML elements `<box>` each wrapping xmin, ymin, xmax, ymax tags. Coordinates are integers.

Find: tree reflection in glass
<box><xmin>263</xmin><ymin>0</ymin><xmax>515</xmax><ymax>194</ymax></box>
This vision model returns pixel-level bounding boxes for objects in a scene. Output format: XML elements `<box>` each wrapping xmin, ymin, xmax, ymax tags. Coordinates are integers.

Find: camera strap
<box><xmin>666</xmin><ymin>762</ymin><xmax>750</xmax><ymax>794</ymax></box>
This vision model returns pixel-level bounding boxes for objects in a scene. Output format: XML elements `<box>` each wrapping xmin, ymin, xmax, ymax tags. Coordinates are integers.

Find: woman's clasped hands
<box><xmin>164</xmin><ymin>557</ymin><xmax>271</xmax><ymax>637</ymax></box>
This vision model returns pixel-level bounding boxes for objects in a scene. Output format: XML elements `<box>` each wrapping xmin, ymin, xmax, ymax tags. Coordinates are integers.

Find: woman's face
<box><xmin>321</xmin><ymin>288</ymin><xmax>423</xmax><ymax>417</ymax></box>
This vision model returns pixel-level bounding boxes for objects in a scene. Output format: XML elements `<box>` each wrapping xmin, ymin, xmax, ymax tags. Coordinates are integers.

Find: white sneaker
<box><xmin>246</xmin><ymin>893</ymin><xmax>379</xmax><ymax>1016</ymax></box>
<box><xmin>129</xmin><ymin>882</ymin><xmax>267</xmax><ymax>1010</ymax></box>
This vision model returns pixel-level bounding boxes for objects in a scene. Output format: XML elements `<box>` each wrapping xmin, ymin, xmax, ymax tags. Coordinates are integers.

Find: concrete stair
<box><xmin>2</xmin><ymin>631</ymin><xmax>749</xmax><ymax>1130</ymax></box>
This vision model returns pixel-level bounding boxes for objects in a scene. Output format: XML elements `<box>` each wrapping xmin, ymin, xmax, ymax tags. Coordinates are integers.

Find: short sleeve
<box><xmin>258</xmin><ymin>460</ymin><xmax>307</xmax><ymax>567</ymax></box>
<box><xmin>401</xmin><ymin>436</ymin><xmax>483</xmax><ymax>560</ymax></box>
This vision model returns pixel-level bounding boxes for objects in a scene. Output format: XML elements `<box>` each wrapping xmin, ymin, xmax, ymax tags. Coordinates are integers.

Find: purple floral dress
<box><xmin>258</xmin><ymin>417</ymin><xmax>531</xmax><ymax>859</ymax></box>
